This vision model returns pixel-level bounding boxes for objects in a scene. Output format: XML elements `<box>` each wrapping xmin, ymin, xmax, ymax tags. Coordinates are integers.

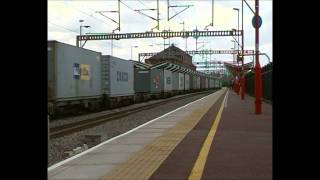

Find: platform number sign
<box><xmin>252</xmin><ymin>15</ymin><xmax>262</xmax><ymax>28</ymax></box>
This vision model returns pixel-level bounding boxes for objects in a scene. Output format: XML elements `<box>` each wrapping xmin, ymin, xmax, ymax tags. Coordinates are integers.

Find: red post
<box><xmin>237</xmin><ymin>81</ymin><xmax>240</xmax><ymax>95</ymax></box>
<box><xmin>241</xmin><ymin>0</ymin><xmax>245</xmax><ymax>100</ymax></box>
<box><xmin>241</xmin><ymin>75</ymin><xmax>245</xmax><ymax>99</ymax></box>
<box><xmin>254</xmin><ymin>0</ymin><xmax>262</xmax><ymax>114</ymax></box>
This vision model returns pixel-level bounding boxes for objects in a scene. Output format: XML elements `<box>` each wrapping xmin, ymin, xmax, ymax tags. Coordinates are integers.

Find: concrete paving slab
<box><xmin>89</xmin><ymin>144</ymin><xmax>144</xmax><ymax>154</ymax></box>
<box><xmin>68</xmin><ymin>152</ymin><xmax>131</xmax><ymax>165</ymax></box>
<box><xmin>49</xmin><ymin>164</ymin><xmax>116</xmax><ymax>180</ymax></box>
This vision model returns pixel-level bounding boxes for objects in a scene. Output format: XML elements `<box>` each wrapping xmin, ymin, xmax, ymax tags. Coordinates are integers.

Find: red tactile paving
<box><xmin>149</xmin><ymin>93</ymin><xmax>226</xmax><ymax>180</ymax></box>
<box><xmin>202</xmin><ymin>91</ymin><xmax>272</xmax><ymax>180</ymax></box>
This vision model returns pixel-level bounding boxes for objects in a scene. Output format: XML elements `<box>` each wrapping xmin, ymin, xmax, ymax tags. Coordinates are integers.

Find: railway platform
<box><xmin>48</xmin><ymin>88</ymin><xmax>272</xmax><ymax>180</ymax></box>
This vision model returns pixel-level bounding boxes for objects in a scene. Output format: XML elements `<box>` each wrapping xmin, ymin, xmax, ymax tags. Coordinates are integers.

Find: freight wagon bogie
<box><xmin>134</xmin><ymin>93</ymin><xmax>151</xmax><ymax>103</ymax></box>
<box><xmin>48</xmin><ymin>97</ymin><xmax>103</xmax><ymax>118</ymax></box>
<box><xmin>106</xmin><ymin>95</ymin><xmax>135</xmax><ymax>109</ymax></box>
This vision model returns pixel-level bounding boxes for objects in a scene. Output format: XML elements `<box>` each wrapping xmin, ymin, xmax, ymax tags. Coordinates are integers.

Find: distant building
<box><xmin>145</xmin><ymin>45</ymin><xmax>196</xmax><ymax>70</ymax></box>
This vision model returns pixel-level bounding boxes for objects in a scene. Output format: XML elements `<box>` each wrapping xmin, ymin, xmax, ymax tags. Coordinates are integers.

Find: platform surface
<box><xmin>48</xmin><ymin>89</ymin><xmax>226</xmax><ymax>180</ymax></box>
<box><xmin>48</xmin><ymin>88</ymin><xmax>272</xmax><ymax>180</ymax></box>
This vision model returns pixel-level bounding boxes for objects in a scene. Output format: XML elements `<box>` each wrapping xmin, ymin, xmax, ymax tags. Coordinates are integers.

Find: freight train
<box><xmin>48</xmin><ymin>41</ymin><xmax>222</xmax><ymax>117</ymax></box>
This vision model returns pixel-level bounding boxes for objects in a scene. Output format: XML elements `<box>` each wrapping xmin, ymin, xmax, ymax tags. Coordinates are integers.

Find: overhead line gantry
<box><xmin>76</xmin><ymin>30</ymin><xmax>243</xmax><ymax>47</ymax></box>
<box><xmin>138</xmin><ymin>49</ymin><xmax>254</xmax><ymax>62</ymax></box>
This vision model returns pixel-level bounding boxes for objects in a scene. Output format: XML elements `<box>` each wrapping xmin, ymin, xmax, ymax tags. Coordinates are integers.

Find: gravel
<box><xmin>48</xmin><ymin>91</ymin><xmax>215</xmax><ymax>167</ymax></box>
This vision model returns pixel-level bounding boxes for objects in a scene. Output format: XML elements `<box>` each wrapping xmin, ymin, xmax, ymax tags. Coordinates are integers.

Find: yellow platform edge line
<box><xmin>188</xmin><ymin>90</ymin><xmax>228</xmax><ymax>180</ymax></box>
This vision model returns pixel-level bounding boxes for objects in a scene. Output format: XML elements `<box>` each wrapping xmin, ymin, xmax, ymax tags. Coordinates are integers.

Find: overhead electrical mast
<box><xmin>96</xmin><ymin>0</ymin><xmax>120</xmax><ymax>32</ymax></box>
<box><xmin>180</xmin><ymin>21</ymin><xmax>187</xmax><ymax>51</ymax></box>
<box><xmin>167</xmin><ymin>0</ymin><xmax>193</xmax><ymax>21</ymax></box>
<box><xmin>95</xmin><ymin>0</ymin><xmax>121</xmax><ymax>55</ymax></box>
<box><xmin>133</xmin><ymin>0</ymin><xmax>160</xmax><ymax>31</ymax></box>
<box><xmin>205</xmin><ymin>0</ymin><xmax>214</xmax><ymax>30</ymax></box>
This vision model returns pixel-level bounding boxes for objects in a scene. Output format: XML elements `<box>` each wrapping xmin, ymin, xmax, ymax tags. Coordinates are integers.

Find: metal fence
<box><xmin>245</xmin><ymin>63</ymin><xmax>272</xmax><ymax>102</ymax></box>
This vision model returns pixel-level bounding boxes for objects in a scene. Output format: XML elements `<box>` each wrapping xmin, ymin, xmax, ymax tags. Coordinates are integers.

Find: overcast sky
<box><xmin>48</xmin><ymin>0</ymin><xmax>272</xmax><ymax>68</ymax></box>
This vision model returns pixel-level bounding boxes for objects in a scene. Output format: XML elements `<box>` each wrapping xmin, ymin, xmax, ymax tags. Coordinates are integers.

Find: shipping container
<box><xmin>179</xmin><ymin>73</ymin><xmax>185</xmax><ymax>90</ymax></box>
<box><xmin>172</xmin><ymin>72</ymin><xmax>179</xmax><ymax>90</ymax></box>
<box><xmin>150</xmin><ymin>69</ymin><xmax>164</xmax><ymax>93</ymax></box>
<box><xmin>200</xmin><ymin>76</ymin><xmax>205</xmax><ymax>89</ymax></box>
<box><xmin>189</xmin><ymin>75</ymin><xmax>194</xmax><ymax>90</ymax></box>
<box><xmin>101</xmin><ymin>55</ymin><xmax>134</xmax><ymax>97</ymax></box>
<box><xmin>205</xmin><ymin>77</ymin><xmax>209</xmax><ymax>89</ymax></box>
<box><xmin>209</xmin><ymin>78</ymin><xmax>215</xmax><ymax>89</ymax></box>
<box><xmin>196</xmin><ymin>76</ymin><xmax>201</xmax><ymax>89</ymax></box>
<box><xmin>134</xmin><ymin>69</ymin><xmax>150</xmax><ymax>93</ymax></box>
<box><xmin>48</xmin><ymin>41</ymin><xmax>102</xmax><ymax>103</ymax></box>
<box><xmin>215</xmin><ymin>79</ymin><xmax>220</xmax><ymax>88</ymax></box>
<box><xmin>184</xmin><ymin>74</ymin><xmax>190</xmax><ymax>90</ymax></box>
<box><xmin>163</xmin><ymin>69</ymin><xmax>173</xmax><ymax>92</ymax></box>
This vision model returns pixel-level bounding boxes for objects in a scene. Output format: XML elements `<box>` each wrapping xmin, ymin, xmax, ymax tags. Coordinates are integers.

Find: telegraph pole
<box><xmin>157</xmin><ymin>0</ymin><xmax>159</xmax><ymax>30</ymax></box>
<box><xmin>212</xmin><ymin>0</ymin><xmax>214</xmax><ymax>26</ymax></box>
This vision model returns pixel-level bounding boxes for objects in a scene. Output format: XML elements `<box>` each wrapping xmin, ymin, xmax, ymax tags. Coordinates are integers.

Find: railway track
<box><xmin>49</xmin><ymin>90</ymin><xmax>216</xmax><ymax>139</ymax></box>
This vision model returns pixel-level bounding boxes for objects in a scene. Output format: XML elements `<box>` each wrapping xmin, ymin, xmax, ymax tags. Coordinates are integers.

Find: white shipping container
<box><xmin>184</xmin><ymin>74</ymin><xmax>190</xmax><ymax>90</ymax></box>
<box><xmin>197</xmin><ymin>76</ymin><xmax>201</xmax><ymax>89</ymax></box>
<box><xmin>179</xmin><ymin>73</ymin><xmax>185</xmax><ymax>90</ymax></box>
<box><xmin>101</xmin><ymin>55</ymin><xmax>134</xmax><ymax>97</ymax></box>
<box><xmin>163</xmin><ymin>70</ymin><xmax>173</xmax><ymax>92</ymax></box>
<box><xmin>205</xmin><ymin>78</ymin><xmax>208</xmax><ymax>89</ymax></box>
<box><xmin>193</xmin><ymin>75</ymin><xmax>197</xmax><ymax>90</ymax></box>
<box><xmin>209</xmin><ymin>78</ymin><xmax>215</xmax><ymax>88</ymax></box>
<box><xmin>48</xmin><ymin>41</ymin><xmax>102</xmax><ymax>101</ymax></box>
<box><xmin>215</xmin><ymin>79</ymin><xmax>220</xmax><ymax>88</ymax></box>
<box><xmin>172</xmin><ymin>72</ymin><xmax>179</xmax><ymax>90</ymax></box>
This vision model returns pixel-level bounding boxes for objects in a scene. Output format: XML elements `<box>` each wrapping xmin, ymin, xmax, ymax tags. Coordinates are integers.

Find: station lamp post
<box><xmin>233</xmin><ymin>8</ymin><xmax>240</xmax><ymax>53</ymax></box>
<box><xmin>79</xmin><ymin>20</ymin><xmax>91</xmax><ymax>48</ymax></box>
<box><xmin>240</xmin><ymin>1</ymin><xmax>245</xmax><ymax>101</ymax></box>
<box><xmin>231</xmin><ymin>40</ymin><xmax>236</xmax><ymax>63</ymax></box>
<box><xmin>233</xmin><ymin>7</ymin><xmax>245</xmax><ymax>99</ymax></box>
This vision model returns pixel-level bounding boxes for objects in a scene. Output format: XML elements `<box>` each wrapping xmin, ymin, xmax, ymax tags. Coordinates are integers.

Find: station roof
<box><xmin>150</xmin><ymin>62</ymin><xmax>197</xmax><ymax>75</ymax></box>
<box><xmin>224</xmin><ymin>61</ymin><xmax>254</xmax><ymax>76</ymax></box>
<box><xmin>149</xmin><ymin>62</ymin><xmax>218</xmax><ymax>79</ymax></box>
<box><xmin>133</xmin><ymin>61</ymin><xmax>152</xmax><ymax>69</ymax></box>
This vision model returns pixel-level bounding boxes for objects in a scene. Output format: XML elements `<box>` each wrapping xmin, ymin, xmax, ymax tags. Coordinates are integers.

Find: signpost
<box><xmin>252</xmin><ymin>15</ymin><xmax>262</xmax><ymax>28</ymax></box>
<box><xmin>254</xmin><ymin>0</ymin><xmax>262</xmax><ymax>114</ymax></box>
